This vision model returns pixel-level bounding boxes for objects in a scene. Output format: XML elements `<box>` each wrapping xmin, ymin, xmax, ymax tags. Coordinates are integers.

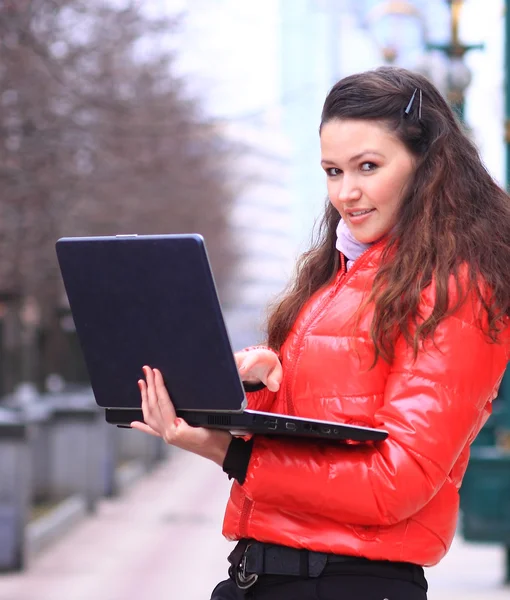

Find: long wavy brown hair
<box><xmin>267</xmin><ymin>66</ymin><xmax>510</xmax><ymax>363</ymax></box>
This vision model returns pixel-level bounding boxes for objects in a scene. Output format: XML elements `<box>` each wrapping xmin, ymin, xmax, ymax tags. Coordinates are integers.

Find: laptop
<box><xmin>55</xmin><ymin>234</ymin><xmax>388</xmax><ymax>442</ymax></box>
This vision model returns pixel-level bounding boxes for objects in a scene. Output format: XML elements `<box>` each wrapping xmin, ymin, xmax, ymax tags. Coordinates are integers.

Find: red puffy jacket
<box><xmin>222</xmin><ymin>244</ymin><xmax>510</xmax><ymax>567</ymax></box>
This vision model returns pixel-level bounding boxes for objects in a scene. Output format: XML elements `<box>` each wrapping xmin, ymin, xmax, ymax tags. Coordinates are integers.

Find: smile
<box><xmin>349</xmin><ymin>209</ymin><xmax>374</xmax><ymax>217</ymax></box>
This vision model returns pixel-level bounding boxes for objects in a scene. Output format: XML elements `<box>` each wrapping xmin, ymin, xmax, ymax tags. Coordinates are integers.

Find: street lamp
<box><xmin>426</xmin><ymin>0</ymin><xmax>484</xmax><ymax>121</ymax></box>
<box><xmin>365</xmin><ymin>0</ymin><xmax>427</xmax><ymax>67</ymax></box>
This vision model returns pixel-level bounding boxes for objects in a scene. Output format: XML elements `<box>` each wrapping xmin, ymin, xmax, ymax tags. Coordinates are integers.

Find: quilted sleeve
<box><xmin>244</xmin><ymin>386</ymin><xmax>276</xmax><ymax>412</ymax></box>
<box><xmin>240</xmin><ymin>302</ymin><xmax>509</xmax><ymax>526</ymax></box>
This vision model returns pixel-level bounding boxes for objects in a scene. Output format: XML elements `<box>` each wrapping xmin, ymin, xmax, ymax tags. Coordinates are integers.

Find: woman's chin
<box><xmin>350</xmin><ymin>230</ymin><xmax>379</xmax><ymax>245</ymax></box>
<box><xmin>349</xmin><ymin>223</ymin><xmax>390</xmax><ymax>245</ymax></box>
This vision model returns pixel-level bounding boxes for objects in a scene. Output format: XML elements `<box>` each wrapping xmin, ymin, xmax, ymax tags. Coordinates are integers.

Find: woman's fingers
<box><xmin>234</xmin><ymin>351</ymin><xmax>248</xmax><ymax>370</ymax></box>
<box><xmin>139</xmin><ymin>366</ymin><xmax>178</xmax><ymax>442</ymax></box>
<box><xmin>130</xmin><ymin>421</ymin><xmax>162</xmax><ymax>437</ymax></box>
<box><xmin>138</xmin><ymin>377</ymin><xmax>152</xmax><ymax>422</ymax></box>
<box><xmin>238</xmin><ymin>350</ymin><xmax>282</xmax><ymax>390</ymax></box>
<box><xmin>139</xmin><ymin>369</ymin><xmax>163</xmax><ymax>428</ymax></box>
<box><xmin>239</xmin><ymin>351</ymin><xmax>270</xmax><ymax>379</ymax></box>
<box><xmin>266</xmin><ymin>360</ymin><xmax>283</xmax><ymax>391</ymax></box>
<box><xmin>142</xmin><ymin>367</ymin><xmax>161</xmax><ymax>417</ymax></box>
<box><xmin>154</xmin><ymin>368</ymin><xmax>177</xmax><ymax>421</ymax></box>
<box><xmin>237</xmin><ymin>351</ymin><xmax>258</xmax><ymax>375</ymax></box>
<box><xmin>266</xmin><ymin>362</ymin><xmax>283</xmax><ymax>392</ymax></box>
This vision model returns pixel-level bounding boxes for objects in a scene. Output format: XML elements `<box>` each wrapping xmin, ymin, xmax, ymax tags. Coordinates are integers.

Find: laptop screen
<box><xmin>56</xmin><ymin>234</ymin><xmax>246</xmax><ymax>413</ymax></box>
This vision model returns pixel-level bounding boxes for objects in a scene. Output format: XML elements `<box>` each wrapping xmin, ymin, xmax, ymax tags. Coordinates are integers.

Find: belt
<box><xmin>228</xmin><ymin>540</ymin><xmax>425</xmax><ymax>591</ymax></box>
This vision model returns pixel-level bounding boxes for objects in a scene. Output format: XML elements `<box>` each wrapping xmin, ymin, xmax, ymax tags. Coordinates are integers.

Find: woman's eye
<box><xmin>326</xmin><ymin>167</ymin><xmax>341</xmax><ymax>176</ymax></box>
<box><xmin>360</xmin><ymin>162</ymin><xmax>377</xmax><ymax>172</ymax></box>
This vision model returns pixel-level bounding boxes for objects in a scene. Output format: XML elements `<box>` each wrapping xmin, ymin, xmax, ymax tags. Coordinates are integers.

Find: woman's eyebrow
<box><xmin>321</xmin><ymin>151</ymin><xmax>384</xmax><ymax>167</ymax></box>
<box><xmin>348</xmin><ymin>150</ymin><xmax>384</xmax><ymax>163</ymax></box>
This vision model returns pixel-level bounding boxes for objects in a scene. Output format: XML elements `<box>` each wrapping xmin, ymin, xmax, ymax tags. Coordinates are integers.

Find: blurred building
<box><xmin>152</xmin><ymin>0</ymin><xmax>296</xmax><ymax>349</ymax></box>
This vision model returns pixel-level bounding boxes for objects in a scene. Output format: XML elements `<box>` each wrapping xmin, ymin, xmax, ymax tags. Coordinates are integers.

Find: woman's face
<box><xmin>320</xmin><ymin>118</ymin><xmax>416</xmax><ymax>244</ymax></box>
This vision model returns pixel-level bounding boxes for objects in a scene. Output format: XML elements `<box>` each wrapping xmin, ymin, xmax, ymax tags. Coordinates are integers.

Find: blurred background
<box><xmin>0</xmin><ymin>1</ymin><xmax>509</xmax><ymax>599</ymax></box>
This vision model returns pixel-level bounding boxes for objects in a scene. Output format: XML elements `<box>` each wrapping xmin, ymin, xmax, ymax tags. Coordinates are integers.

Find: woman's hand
<box><xmin>235</xmin><ymin>348</ymin><xmax>283</xmax><ymax>392</ymax></box>
<box><xmin>130</xmin><ymin>366</ymin><xmax>232</xmax><ymax>466</ymax></box>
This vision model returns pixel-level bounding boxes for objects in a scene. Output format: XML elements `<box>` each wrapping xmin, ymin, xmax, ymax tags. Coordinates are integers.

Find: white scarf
<box><xmin>335</xmin><ymin>219</ymin><xmax>372</xmax><ymax>271</ymax></box>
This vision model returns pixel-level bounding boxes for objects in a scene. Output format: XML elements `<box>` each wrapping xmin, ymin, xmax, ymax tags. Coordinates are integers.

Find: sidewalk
<box><xmin>425</xmin><ymin>534</ymin><xmax>509</xmax><ymax>600</ymax></box>
<box><xmin>0</xmin><ymin>449</ymin><xmax>508</xmax><ymax>600</ymax></box>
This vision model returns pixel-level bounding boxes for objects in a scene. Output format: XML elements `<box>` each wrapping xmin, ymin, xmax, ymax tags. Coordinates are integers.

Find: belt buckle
<box><xmin>235</xmin><ymin>544</ymin><xmax>259</xmax><ymax>590</ymax></box>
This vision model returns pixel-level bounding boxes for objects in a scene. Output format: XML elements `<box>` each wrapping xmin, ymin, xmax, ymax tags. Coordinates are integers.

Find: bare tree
<box><xmin>0</xmin><ymin>0</ymin><xmax>241</xmax><ymax>392</ymax></box>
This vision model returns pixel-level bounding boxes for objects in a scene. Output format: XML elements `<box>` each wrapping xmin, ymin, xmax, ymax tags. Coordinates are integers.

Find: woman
<box><xmin>132</xmin><ymin>66</ymin><xmax>510</xmax><ymax>599</ymax></box>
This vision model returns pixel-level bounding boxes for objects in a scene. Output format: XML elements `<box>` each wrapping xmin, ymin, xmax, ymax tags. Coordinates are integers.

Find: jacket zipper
<box><xmin>284</xmin><ymin>267</ymin><xmax>345</xmax><ymax>415</ymax></box>
<box><xmin>238</xmin><ymin>494</ymin><xmax>252</xmax><ymax>539</ymax></box>
<box><xmin>285</xmin><ymin>242</ymin><xmax>384</xmax><ymax>416</ymax></box>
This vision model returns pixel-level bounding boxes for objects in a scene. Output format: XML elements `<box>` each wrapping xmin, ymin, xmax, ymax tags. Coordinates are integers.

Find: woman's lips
<box><xmin>347</xmin><ymin>208</ymin><xmax>375</xmax><ymax>224</ymax></box>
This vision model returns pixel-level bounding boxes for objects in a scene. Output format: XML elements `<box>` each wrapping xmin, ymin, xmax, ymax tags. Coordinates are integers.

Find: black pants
<box><xmin>210</xmin><ymin>573</ymin><xmax>428</xmax><ymax>599</ymax></box>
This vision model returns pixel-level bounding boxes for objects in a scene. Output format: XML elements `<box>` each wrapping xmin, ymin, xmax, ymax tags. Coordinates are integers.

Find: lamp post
<box><xmin>365</xmin><ymin>0</ymin><xmax>427</xmax><ymax>66</ymax></box>
<box><xmin>426</xmin><ymin>0</ymin><xmax>484</xmax><ymax>122</ymax></box>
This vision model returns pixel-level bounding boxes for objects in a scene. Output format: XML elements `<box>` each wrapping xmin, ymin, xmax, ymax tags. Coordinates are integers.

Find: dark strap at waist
<box><xmin>228</xmin><ymin>540</ymin><xmax>427</xmax><ymax>590</ymax></box>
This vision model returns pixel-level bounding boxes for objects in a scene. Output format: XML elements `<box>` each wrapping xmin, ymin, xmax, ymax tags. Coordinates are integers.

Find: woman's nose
<box><xmin>337</xmin><ymin>177</ymin><xmax>361</xmax><ymax>203</ymax></box>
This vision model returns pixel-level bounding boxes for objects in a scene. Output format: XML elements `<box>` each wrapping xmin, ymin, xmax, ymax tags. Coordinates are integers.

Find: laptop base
<box><xmin>105</xmin><ymin>408</ymin><xmax>388</xmax><ymax>442</ymax></box>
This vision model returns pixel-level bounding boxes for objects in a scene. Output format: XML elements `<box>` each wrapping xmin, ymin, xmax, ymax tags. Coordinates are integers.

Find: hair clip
<box><xmin>404</xmin><ymin>87</ymin><xmax>422</xmax><ymax>120</ymax></box>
